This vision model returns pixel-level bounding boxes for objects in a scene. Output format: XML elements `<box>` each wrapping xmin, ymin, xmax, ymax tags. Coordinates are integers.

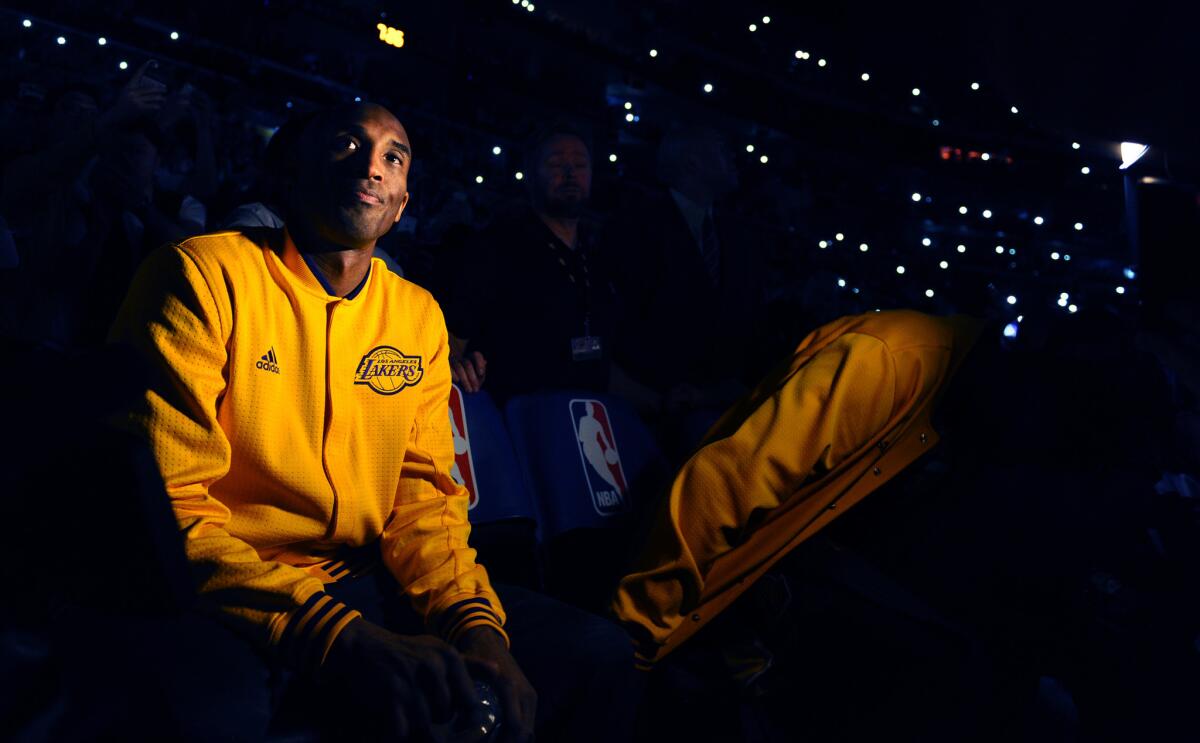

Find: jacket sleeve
<box><xmin>109</xmin><ymin>243</ymin><xmax>361</xmax><ymax>673</ymax></box>
<box><xmin>380</xmin><ymin>300</ymin><xmax>507</xmax><ymax>645</ymax></box>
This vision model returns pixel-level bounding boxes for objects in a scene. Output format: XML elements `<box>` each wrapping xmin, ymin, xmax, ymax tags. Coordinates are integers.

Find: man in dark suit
<box><xmin>604</xmin><ymin>127</ymin><xmax>771</xmax><ymax>441</ymax></box>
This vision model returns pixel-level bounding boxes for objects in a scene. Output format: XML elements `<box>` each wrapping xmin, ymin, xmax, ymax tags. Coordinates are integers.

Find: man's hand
<box><xmin>450</xmin><ymin>351</ymin><xmax>488</xmax><ymax>393</ymax></box>
<box><xmin>455</xmin><ymin>627</ymin><xmax>536</xmax><ymax>743</ymax></box>
<box><xmin>98</xmin><ymin>61</ymin><xmax>166</xmax><ymax>132</ymax></box>
<box><xmin>322</xmin><ymin>618</ymin><xmax>478</xmax><ymax>741</ymax></box>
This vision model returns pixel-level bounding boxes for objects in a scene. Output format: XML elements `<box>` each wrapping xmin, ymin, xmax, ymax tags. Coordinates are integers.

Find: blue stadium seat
<box><xmin>503</xmin><ymin>390</ymin><xmax>665</xmax><ymax>538</ymax></box>
<box><xmin>448</xmin><ymin>385</ymin><xmax>542</xmax><ymax>589</ymax></box>
<box><xmin>448</xmin><ymin>384</ymin><xmax>539</xmax><ymax>524</ymax></box>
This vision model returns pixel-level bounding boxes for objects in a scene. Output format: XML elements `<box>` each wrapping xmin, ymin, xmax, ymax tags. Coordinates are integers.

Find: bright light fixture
<box><xmin>1119</xmin><ymin>142</ymin><xmax>1149</xmax><ymax>170</ymax></box>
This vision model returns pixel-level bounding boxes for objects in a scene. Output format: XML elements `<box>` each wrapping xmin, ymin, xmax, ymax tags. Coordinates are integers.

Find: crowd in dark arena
<box><xmin>2</xmin><ymin>2</ymin><xmax>1198</xmax><ymax>741</ymax></box>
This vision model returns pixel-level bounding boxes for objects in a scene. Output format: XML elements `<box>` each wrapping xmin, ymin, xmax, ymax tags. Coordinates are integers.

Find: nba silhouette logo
<box><xmin>448</xmin><ymin>384</ymin><xmax>480</xmax><ymax>510</ymax></box>
<box><xmin>569</xmin><ymin>399</ymin><xmax>629</xmax><ymax>515</ymax></box>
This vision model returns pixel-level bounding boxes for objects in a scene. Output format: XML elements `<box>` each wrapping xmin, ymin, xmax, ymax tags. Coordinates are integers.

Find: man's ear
<box><xmin>393</xmin><ymin>191</ymin><xmax>410</xmax><ymax>224</ymax></box>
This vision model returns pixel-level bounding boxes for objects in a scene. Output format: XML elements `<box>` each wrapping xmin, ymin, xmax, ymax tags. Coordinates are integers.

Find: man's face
<box><xmin>533</xmin><ymin>134</ymin><xmax>591</xmax><ymax>218</ymax></box>
<box><xmin>292</xmin><ymin>104</ymin><xmax>411</xmax><ymax>249</ymax></box>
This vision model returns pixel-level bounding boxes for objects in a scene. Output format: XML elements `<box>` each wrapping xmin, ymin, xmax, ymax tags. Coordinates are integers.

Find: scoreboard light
<box><xmin>376</xmin><ymin>23</ymin><xmax>405</xmax><ymax>48</ymax></box>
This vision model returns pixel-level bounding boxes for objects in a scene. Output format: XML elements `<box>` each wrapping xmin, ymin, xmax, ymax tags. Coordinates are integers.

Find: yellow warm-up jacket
<box><xmin>110</xmin><ymin>228</ymin><xmax>504</xmax><ymax>672</ymax></box>
<box><xmin>613</xmin><ymin>310</ymin><xmax>984</xmax><ymax>666</ymax></box>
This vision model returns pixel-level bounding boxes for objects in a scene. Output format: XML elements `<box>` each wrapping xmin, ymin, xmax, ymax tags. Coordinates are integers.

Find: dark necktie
<box><xmin>701</xmin><ymin>212</ymin><xmax>720</xmax><ymax>286</ymax></box>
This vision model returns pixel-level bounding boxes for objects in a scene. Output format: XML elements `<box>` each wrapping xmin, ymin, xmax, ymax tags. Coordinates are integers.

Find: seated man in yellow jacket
<box><xmin>110</xmin><ymin>102</ymin><xmax>634</xmax><ymax>741</ymax></box>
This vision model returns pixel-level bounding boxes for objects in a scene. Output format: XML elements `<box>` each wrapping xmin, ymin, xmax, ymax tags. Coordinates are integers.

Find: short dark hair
<box><xmin>521</xmin><ymin>121</ymin><xmax>592</xmax><ymax>172</ymax></box>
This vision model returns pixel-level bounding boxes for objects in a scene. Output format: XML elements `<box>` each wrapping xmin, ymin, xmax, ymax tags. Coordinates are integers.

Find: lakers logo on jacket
<box><xmin>354</xmin><ymin>346</ymin><xmax>424</xmax><ymax>395</ymax></box>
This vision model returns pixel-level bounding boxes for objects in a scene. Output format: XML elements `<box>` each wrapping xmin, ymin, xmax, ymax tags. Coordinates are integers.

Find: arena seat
<box><xmin>503</xmin><ymin>390</ymin><xmax>664</xmax><ymax>536</ymax></box>
<box><xmin>448</xmin><ymin>384</ymin><xmax>542</xmax><ymax>589</ymax></box>
<box><xmin>503</xmin><ymin>390</ymin><xmax>668</xmax><ymax>611</ymax></box>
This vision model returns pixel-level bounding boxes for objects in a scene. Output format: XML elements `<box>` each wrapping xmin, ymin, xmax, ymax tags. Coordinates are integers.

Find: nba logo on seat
<box><xmin>448</xmin><ymin>385</ymin><xmax>480</xmax><ymax>510</ymax></box>
<box><xmin>569</xmin><ymin>399</ymin><xmax>629</xmax><ymax>515</ymax></box>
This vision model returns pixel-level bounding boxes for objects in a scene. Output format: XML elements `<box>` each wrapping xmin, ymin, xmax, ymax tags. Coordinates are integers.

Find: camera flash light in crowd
<box><xmin>703</xmin><ymin>83</ymin><xmax>714</xmax><ymax>93</ymax></box>
<box><xmin>970</xmin><ymin>82</ymin><xmax>980</xmax><ymax>90</ymax></box>
<box><xmin>926</xmin><ymin>289</ymin><xmax>935</xmax><ymax>298</ymax></box>
<box><xmin>1072</xmin><ymin>142</ymin><xmax>1082</xmax><ymax>150</ymax></box>
<box><xmin>957</xmin><ymin>244</ymin><xmax>966</xmax><ymax>253</ymax></box>
<box><xmin>931</xmin><ymin>119</ymin><xmax>940</xmax><ymax>126</ymax></box>
<box><xmin>1010</xmin><ymin>106</ymin><xmax>1019</xmax><ymax>114</ymax></box>
<box><xmin>1058</xmin><ymin>297</ymin><xmax>1068</xmax><ymax>306</ymax></box>
<box><xmin>1116</xmin><ymin>286</ymin><xmax>1126</xmax><ymax>294</ymax></box>
<box><xmin>1007</xmin><ymin>295</ymin><xmax>1017</xmax><ymax>305</ymax></box>
<box><xmin>170</xmin><ymin>31</ymin><xmax>179</xmax><ymax>40</ymax></box>
<box><xmin>649</xmin><ymin>49</ymin><xmax>658</xmax><ymax>57</ymax></box>
<box><xmin>1004</xmin><ymin>323</ymin><xmax>1019</xmax><ymax>338</ymax></box>
<box><xmin>939</xmin><ymin>260</ymin><xmax>949</xmax><ymax>269</ymax></box>
<box><xmin>1124</xmin><ymin>267</ymin><xmax>1137</xmax><ymax>280</ymax></box>
<box><xmin>959</xmin><ymin>206</ymin><xmax>968</xmax><ymax>214</ymax></box>
<box><xmin>354</xmin><ymin>96</ymin><xmax>362</xmax><ymax>102</ymax></box>
<box><xmin>818</xmin><ymin>240</ymin><xmax>828</xmax><ymax>249</ymax></box>
<box><xmin>981</xmin><ymin>152</ymin><xmax>991</xmax><ymax>161</ymax></box>
<box><xmin>56</xmin><ymin>36</ymin><xmax>65</xmax><ymax>45</ymax></box>
<box><xmin>98</xmin><ymin>37</ymin><xmax>107</xmax><ymax>45</ymax></box>
<box><xmin>837</xmin><ymin>278</ymin><xmax>846</xmax><ymax>287</ymax></box>
<box><xmin>911</xmin><ymin>192</ymin><xmax>921</xmax><ymax>202</ymax></box>
<box><xmin>896</xmin><ymin>265</ymin><xmax>906</xmax><ymax>274</ymax></box>
<box><xmin>835</xmin><ymin>233</ymin><xmax>845</xmax><ymax>241</ymax></box>
<box><xmin>623</xmin><ymin>101</ymin><xmax>632</xmax><ymax>110</ymax></box>
<box><xmin>1069</xmin><ymin>304</ymin><xmax>1078</xmax><ymax>313</ymax></box>
<box><xmin>1119</xmin><ymin>142</ymin><xmax>1149</xmax><ymax>170</ymax></box>
<box><xmin>746</xmin><ymin>145</ymin><xmax>755</xmax><ymax>153</ymax></box>
<box><xmin>1063</xmin><ymin>254</ymin><xmax>1071</xmax><ymax>261</ymax></box>
<box><xmin>475</xmin><ymin>175</ymin><xmax>483</xmax><ymax>184</ymax></box>
<box><xmin>1034</xmin><ymin>216</ymin><xmax>1044</xmax><ymax>225</ymax></box>
<box><xmin>922</xmin><ymin>237</ymin><xmax>932</xmax><ymax>246</ymax></box>
<box><xmin>818</xmin><ymin>58</ymin><xmax>827</xmax><ymax>67</ymax></box>
<box><xmin>625</xmin><ymin>113</ymin><xmax>634</xmax><ymax>122</ymax></box>
<box><xmin>759</xmin><ymin>155</ymin><xmax>769</xmax><ymax>164</ymax></box>
<box><xmin>912</xmin><ymin>88</ymin><xmax>921</xmax><ymax>96</ymax></box>
<box><xmin>22</xmin><ymin>19</ymin><xmax>32</xmax><ymax>28</ymax></box>
<box><xmin>749</xmin><ymin>24</ymin><xmax>757</xmax><ymax>32</ymax></box>
<box><xmin>982</xmin><ymin>209</ymin><xmax>993</xmax><ymax>218</ymax></box>
<box><xmin>861</xmin><ymin>73</ymin><xmax>870</xmax><ymax>81</ymax></box>
<box><xmin>1051</xmin><ymin>252</ymin><xmax>1060</xmax><ymax>260</ymax></box>
<box><xmin>492</xmin><ymin>146</ymin><xmax>502</xmax><ymax>155</ymax></box>
<box><xmin>762</xmin><ymin>16</ymin><xmax>771</xmax><ymax>23</ymax></box>
<box><xmin>859</xmin><ymin>243</ymin><xmax>869</xmax><ymax>252</ymax></box>
<box><xmin>514</xmin><ymin>171</ymin><xmax>523</xmax><ymax>180</ymax></box>
<box><xmin>1074</xmin><ymin>222</ymin><xmax>1083</xmax><ymax>231</ymax></box>
<box><xmin>995</xmin><ymin>246</ymin><xmax>1004</xmax><ymax>254</ymax></box>
<box><xmin>1080</xmin><ymin>166</ymin><xmax>1091</xmax><ymax>175</ymax></box>
<box><xmin>609</xmin><ymin>154</ymin><xmax>617</xmax><ymax>162</ymax></box>
<box><xmin>119</xmin><ymin>60</ymin><xmax>128</xmax><ymax>69</ymax></box>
